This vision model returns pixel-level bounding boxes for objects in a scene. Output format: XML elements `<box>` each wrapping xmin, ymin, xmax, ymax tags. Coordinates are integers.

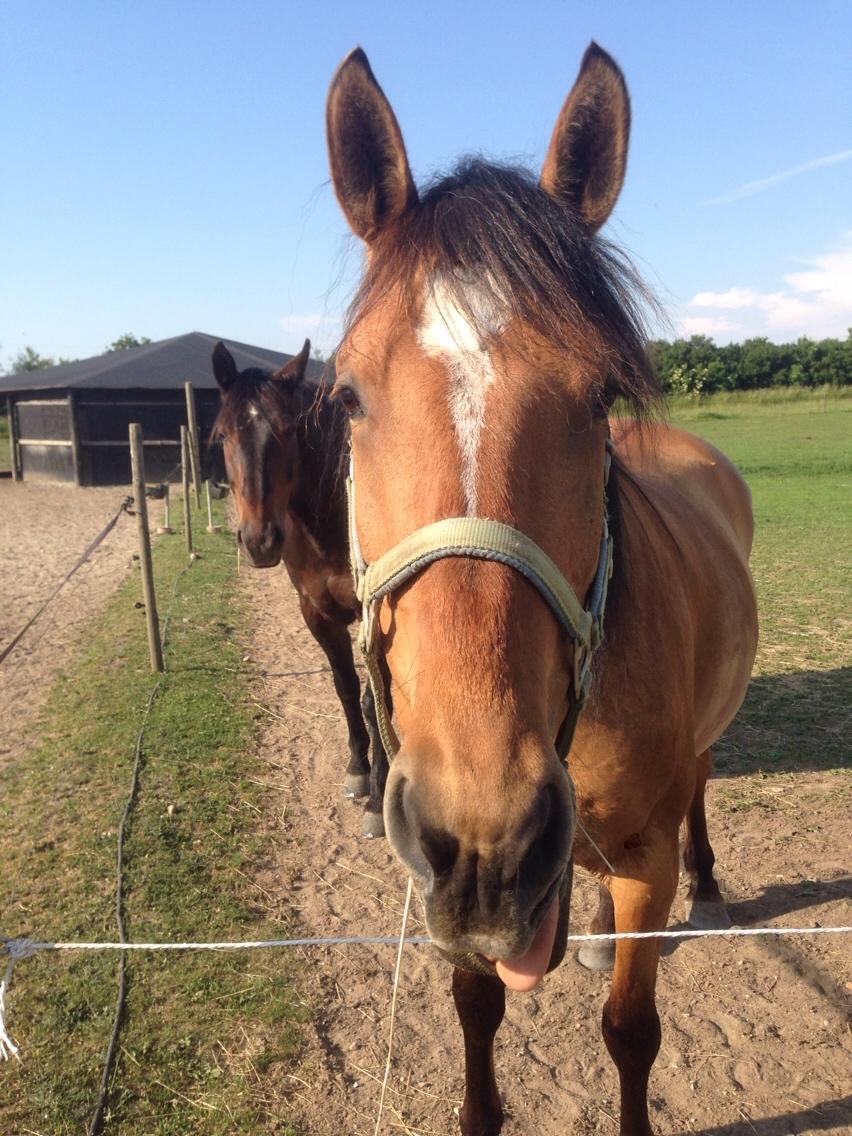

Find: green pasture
<box><xmin>668</xmin><ymin>389</ymin><xmax>851</xmax><ymax>778</ymax></box>
<box><xmin>0</xmin><ymin>503</ymin><xmax>304</xmax><ymax>1135</ymax></box>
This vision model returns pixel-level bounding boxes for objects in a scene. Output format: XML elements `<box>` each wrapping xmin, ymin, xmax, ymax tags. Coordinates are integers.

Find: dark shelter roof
<box><xmin>0</xmin><ymin>331</ymin><xmax>324</xmax><ymax>394</ymax></box>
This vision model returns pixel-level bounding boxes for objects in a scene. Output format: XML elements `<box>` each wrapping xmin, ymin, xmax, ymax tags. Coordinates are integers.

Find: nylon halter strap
<box><xmin>347</xmin><ymin>438</ymin><xmax>614</xmax><ymax>764</ymax></box>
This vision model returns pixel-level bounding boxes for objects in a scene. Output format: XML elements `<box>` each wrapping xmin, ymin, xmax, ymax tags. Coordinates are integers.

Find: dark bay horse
<box><xmin>211</xmin><ymin>339</ymin><xmax>389</xmax><ymax>837</ymax></box>
<box><xmin>326</xmin><ymin>44</ymin><xmax>757</xmax><ymax>1135</ymax></box>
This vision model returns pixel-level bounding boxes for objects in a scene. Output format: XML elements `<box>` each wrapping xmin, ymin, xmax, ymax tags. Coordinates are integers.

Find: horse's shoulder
<box><xmin>611</xmin><ymin>417</ymin><xmax>753</xmax><ymax>556</ymax></box>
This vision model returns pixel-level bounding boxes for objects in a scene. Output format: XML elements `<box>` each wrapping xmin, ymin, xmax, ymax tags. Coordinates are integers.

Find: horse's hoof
<box><xmin>343</xmin><ymin>773</ymin><xmax>371</xmax><ymax>800</ymax></box>
<box><xmin>577</xmin><ymin>938</ymin><xmax>615</xmax><ymax>972</ymax></box>
<box><xmin>362</xmin><ymin>810</ymin><xmax>386</xmax><ymax>839</ymax></box>
<box><xmin>688</xmin><ymin>898</ymin><xmax>732</xmax><ymax>930</ymax></box>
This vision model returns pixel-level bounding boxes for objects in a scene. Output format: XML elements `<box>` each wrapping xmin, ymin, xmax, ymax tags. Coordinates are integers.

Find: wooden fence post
<box><xmin>180</xmin><ymin>425</ymin><xmax>194</xmax><ymax>557</ymax></box>
<box><xmin>184</xmin><ymin>381</ymin><xmax>202</xmax><ymax>508</ymax></box>
<box><xmin>129</xmin><ymin>423</ymin><xmax>164</xmax><ymax>673</ymax></box>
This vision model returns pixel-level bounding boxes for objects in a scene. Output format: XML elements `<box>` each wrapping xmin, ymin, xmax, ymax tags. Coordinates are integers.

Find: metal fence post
<box><xmin>205</xmin><ymin>480</ymin><xmax>221</xmax><ymax>533</ymax></box>
<box><xmin>156</xmin><ymin>484</ymin><xmax>174</xmax><ymax>535</ymax></box>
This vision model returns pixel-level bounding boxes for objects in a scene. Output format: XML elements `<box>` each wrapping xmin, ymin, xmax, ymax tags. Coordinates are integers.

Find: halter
<box><xmin>347</xmin><ymin>439</ymin><xmax>614</xmax><ymax>764</ymax></box>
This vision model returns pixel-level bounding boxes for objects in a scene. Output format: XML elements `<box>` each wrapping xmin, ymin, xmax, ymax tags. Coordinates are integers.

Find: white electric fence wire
<box><xmin>373</xmin><ymin>876</ymin><xmax>414</xmax><ymax>1136</ymax></box>
<box><xmin>2</xmin><ymin>923</ymin><xmax>851</xmax><ymax>1062</ymax></box>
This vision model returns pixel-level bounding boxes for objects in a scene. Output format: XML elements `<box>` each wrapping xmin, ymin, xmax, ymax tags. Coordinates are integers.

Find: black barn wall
<box><xmin>10</xmin><ymin>389</ymin><xmax>225</xmax><ymax>486</ymax></box>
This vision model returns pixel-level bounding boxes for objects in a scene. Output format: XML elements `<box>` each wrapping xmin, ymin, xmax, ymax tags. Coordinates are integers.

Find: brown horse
<box><xmin>211</xmin><ymin>339</ymin><xmax>389</xmax><ymax>837</ymax></box>
<box><xmin>325</xmin><ymin>44</ymin><xmax>758</xmax><ymax>1135</ymax></box>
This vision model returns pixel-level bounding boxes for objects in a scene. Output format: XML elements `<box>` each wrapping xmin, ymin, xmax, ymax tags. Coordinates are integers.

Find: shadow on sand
<box><xmin>714</xmin><ymin>667</ymin><xmax>851</xmax><ymax>777</ymax></box>
<box><xmin>672</xmin><ymin>1093</ymin><xmax>852</xmax><ymax>1134</ymax></box>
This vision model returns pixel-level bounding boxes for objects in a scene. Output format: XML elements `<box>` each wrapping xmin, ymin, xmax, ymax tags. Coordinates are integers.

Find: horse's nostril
<box><xmin>418</xmin><ymin>824</ymin><xmax>460</xmax><ymax>878</ymax></box>
<box><xmin>517</xmin><ymin>783</ymin><xmax>571</xmax><ymax>903</ymax></box>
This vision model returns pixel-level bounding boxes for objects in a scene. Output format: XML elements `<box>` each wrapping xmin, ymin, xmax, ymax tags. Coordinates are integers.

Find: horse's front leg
<box><xmin>452</xmin><ymin>966</ymin><xmax>506</xmax><ymax>1136</ymax></box>
<box><xmin>603</xmin><ymin>828</ymin><xmax>679</xmax><ymax>1136</ymax></box>
<box><xmin>298</xmin><ymin>596</ymin><xmax>371</xmax><ymax>798</ymax></box>
<box><xmin>578</xmin><ymin>881</ymin><xmax>616</xmax><ymax>971</ymax></box>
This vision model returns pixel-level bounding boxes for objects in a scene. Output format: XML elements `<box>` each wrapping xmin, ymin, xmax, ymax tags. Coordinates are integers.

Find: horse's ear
<box><xmin>326</xmin><ymin>47</ymin><xmax>418</xmax><ymax>242</ymax></box>
<box><xmin>212</xmin><ymin>341</ymin><xmax>238</xmax><ymax>391</ymax></box>
<box><xmin>540</xmin><ymin>43</ymin><xmax>630</xmax><ymax>231</ymax></box>
<box><xmin>273</xmin><ymin>338</ymin><xmax>311</xmax><ymax>384</ymax></box>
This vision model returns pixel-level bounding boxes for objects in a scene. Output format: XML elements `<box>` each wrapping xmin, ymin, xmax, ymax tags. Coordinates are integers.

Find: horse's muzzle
<box><xmin>437</xmin><ymin>861</ymin><xmax>573</xmax><ymax>986</ymax></box>
<box><xmin>384</xmin><ymin>759</ymin><xmax>576</xmax><ymax>987</ymax></box>
<box><xmin>238</xmin><ymin>522</ymin><xmax>284</xmax><ymax>567</ymax></box>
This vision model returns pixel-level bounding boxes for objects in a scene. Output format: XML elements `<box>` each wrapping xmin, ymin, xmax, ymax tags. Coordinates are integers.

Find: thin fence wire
<box><xmin>2</xmin><ymin>483</ymin><xmax>849</xmax><ymax>1127</ymax></box>
<box><xmin>2</xmin><ymin>921</ymin><xmax>851</xmax><ymax>1062</ymax></box>
<box><xmin>0</xmin><ymin>498</ymin><xmax>131</xmax><ymax>668</ymax></box>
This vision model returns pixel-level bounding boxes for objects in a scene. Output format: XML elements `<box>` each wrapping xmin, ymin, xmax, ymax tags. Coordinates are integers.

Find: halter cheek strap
<box><xmin>347</xmin><ymin>440</ymin><xmax>614</xmax><ymax>764</ymax></box>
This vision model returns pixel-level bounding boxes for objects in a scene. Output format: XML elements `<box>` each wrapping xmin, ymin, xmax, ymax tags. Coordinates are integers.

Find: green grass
<box><xmin>0</xmin><ymin>501</ymin><xmax>306</xmax><ymax>1135</ymax></box>
<box><xmin>667</xmin><ymin>382</ymin><xmax>852</xmax><ymax>412</ymax></box>
<box><xmin>667</xmin><ymin>391</ymin><xmax>851</xmax><ymax>777</ymax></box>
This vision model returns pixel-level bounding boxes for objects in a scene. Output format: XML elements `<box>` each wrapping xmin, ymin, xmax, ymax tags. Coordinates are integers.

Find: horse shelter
<box><xmin>0</xmin><ymin>332</ymin><xmax>322</xmax><ymax>486</ymax></box>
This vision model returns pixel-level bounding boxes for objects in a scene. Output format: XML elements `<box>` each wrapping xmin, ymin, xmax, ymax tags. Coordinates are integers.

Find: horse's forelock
<box><xmin>345</xmin><ymin>159</ymin><xmax>662</xmax><ymax>416</ymax></box>
<box><xmin>212</xmin><ymin>368</ymin><xmax>299</xmax><ymax>441</ymax></box>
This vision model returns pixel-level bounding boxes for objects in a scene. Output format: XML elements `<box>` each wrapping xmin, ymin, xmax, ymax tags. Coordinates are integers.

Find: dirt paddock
<box><xmin>0</xmin><ymin>480</ymin><xmax>139</xmax><ymax>770</ymax></box>
<box><xmin>1</xmin><ymin>481</ymin><xmax>849</xmax><ymax>1134</ymax></box>
<box><xmin>243</xmin><ymin>565</ymin><xmax>851</xmax><ymax>1136</ymax></box>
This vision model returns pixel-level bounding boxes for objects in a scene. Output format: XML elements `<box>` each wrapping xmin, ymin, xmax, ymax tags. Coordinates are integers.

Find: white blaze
<box><xmin>417</xmin><ymin>278</ymin><xmax>505</xmax><ymax>515</ymax></box>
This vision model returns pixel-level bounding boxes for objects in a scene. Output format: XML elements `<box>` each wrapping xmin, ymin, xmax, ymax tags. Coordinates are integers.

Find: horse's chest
<box><xmin>284</xmin><ymin>515</ymin><xmax>356</xmax><ymax>618</ymax></box>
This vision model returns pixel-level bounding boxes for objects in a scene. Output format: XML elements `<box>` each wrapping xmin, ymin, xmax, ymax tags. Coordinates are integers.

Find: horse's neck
<box><xmin>288</xmin><ymin>385</ymin><xmax>348</xmax><ymax>559</ymax></box>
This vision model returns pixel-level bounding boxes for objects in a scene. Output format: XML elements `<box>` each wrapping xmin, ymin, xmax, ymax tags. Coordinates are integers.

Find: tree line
<box><xmin>5</xmin><ymin>331</ymin><xmax>852</xmax><ymax>393</ymax></box>
<box><xmin>6</xmin><ymin>334</ymin><xmax>151</xmax><ymax>374</ymax></box>
<box><xmin>649</xmin><ymin>331</ymin><xmax>852</xmax><ymax>396</ymax></box>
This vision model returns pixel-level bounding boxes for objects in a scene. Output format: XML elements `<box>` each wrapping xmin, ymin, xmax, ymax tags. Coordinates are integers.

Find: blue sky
<box><xmin>2</xmin><ymin>0</ymin><xmax>850</xmax><ymax>365</ymax></box>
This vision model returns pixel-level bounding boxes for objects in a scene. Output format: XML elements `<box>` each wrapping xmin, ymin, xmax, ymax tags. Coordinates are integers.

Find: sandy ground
<box><xmin>0</xmin><ymin>479</ymin><xmax>139</xmax><ymax>770</ymax></box>
<box><xmin>1</xmin><ymin>481</ymin><xmax>848</xmax><ymax>1133</ymax></box>
<box><xmin>241</xmin><ymin>564</ymin><xmax>851</xmax><ymax>1136</ymax></box>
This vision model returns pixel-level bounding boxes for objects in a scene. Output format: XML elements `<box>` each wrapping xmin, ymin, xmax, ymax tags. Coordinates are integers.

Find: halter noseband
<box><xmin>347</xmin><ymin>439</ymin><xmax>614</xmax><ymax>763</ymax></box>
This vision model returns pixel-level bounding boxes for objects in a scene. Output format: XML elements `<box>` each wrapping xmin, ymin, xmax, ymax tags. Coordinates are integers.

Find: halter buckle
<box><xmin>359</xmin><ymin>598</ymin><xmax>379</xmax><ymax>655</ymax></box>
<box><xmin>573</xmin><ymin>642</ymin><xmax>592</xmax><ymax>700</ymax></box>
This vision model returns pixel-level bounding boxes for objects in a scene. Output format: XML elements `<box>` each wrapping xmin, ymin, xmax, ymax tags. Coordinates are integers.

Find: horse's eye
<box><xmin>335</xmin><ymin>384</ymin><xmax>363</xmax><ymax>418</ymax></box>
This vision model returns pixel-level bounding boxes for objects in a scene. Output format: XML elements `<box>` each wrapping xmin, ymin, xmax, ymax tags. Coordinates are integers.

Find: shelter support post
<box><xmin>129</xmin><ymin>423</ymin><xmax>164</xmax><ymax>673</ymax></box>
<box><xmin>67</xmin><ymin>391</ymin><xmax>82</xmax><ymax>486</ymax></box>
<box><xmin>7</xmin><ymin>397</ymin><xmax>20</xmax><ymax>481</ymax></box>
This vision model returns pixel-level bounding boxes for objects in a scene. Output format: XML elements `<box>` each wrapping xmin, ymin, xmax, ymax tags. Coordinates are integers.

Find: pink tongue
<box><xmin>494</xmin><ymin>894</ymin><xmax>560</xmax><ymax>992</ymax></box>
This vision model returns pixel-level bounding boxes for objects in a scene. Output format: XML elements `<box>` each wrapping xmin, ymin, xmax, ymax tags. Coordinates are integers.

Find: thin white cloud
<box><xmin>680</xmin><ymin>315</ymin><xmax>736</xmax><ymax>337</ymax></box>
<box><xmin>691</xmin><ymin>288</ymin><xmax>759</xmax><ymax>310</ymax></box>
<box><xmin>677</xmin><ymin>231</ymin><xmax>852</xmax><ymax>341</ymax></box>
<box><xmin>704</xmin><ymin>148</ymin><xmax>852</xmax><ymax>206</ymax></box>
<box><xmin>278</xmin><ymin>312</ymin><xmax>342</xmax><ymax>354</ymax></box>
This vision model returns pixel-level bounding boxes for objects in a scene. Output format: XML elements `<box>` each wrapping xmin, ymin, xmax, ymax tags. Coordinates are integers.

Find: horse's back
<box><xmin>611</xmin><ymin>418</ymin><xmax>758</xmax><ymax>755</ymax></box>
